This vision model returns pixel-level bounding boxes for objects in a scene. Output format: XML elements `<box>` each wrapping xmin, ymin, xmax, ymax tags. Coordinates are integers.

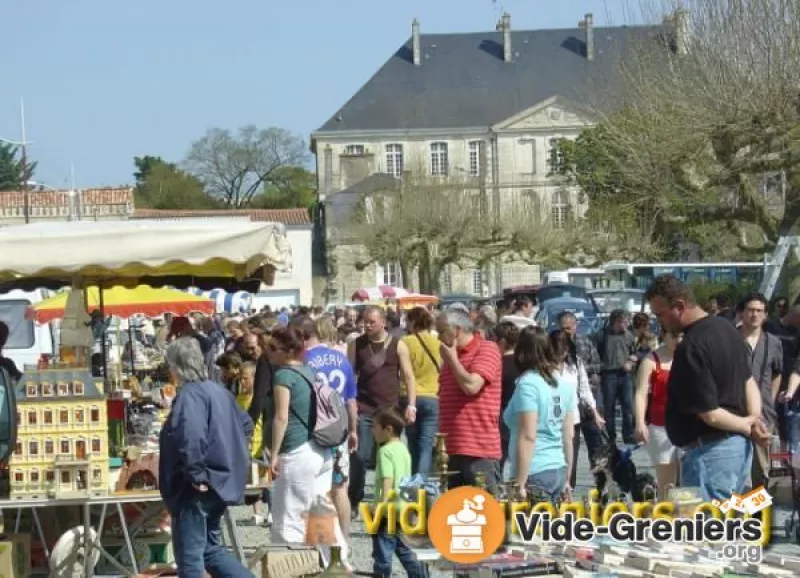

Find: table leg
<box><xmin>223</xmin><ymin>508</ymin><xmax>245</xmax><ymax>562</ymax></box>
<box><xmin>116</xmin><ymin>502</ymin><xmax>139</xmax><ymax>575</ymax></box>
<box><xmin>83</xmin><ymin>502</ymin><xmax>93</xmax><ymax>578</ymax></box>
<box><xmin>30</xmin><ymin>508</ymin><xmax>50</xmax><ymax>561</ymax></box>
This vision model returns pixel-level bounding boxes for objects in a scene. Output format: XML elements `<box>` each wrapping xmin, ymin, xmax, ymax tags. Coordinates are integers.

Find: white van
<box><xmin>0</xmin><ymin>290</ymin><xmax>56</xmax><ymax>371</ymax></box>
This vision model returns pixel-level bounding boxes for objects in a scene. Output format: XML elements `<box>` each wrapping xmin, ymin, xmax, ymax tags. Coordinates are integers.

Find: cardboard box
<box><xmin>0</xmin><ymin>533</ymin><xmax>31</xmax><ymax>578</ymax></box>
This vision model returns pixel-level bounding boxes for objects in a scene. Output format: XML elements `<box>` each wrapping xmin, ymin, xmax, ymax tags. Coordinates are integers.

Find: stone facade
<box><xmin>0</xmin><ymin>187</ymin><xmax>134</xmax><ymax>225</ymax></box>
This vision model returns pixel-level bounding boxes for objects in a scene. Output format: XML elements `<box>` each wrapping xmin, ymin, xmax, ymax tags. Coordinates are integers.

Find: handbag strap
<box><xmin>283</xmin><ymin>366</ymin><xmax>315</xmax><ymax>432</ymax></box>
<box><xmin>415</xmin><ymin>333</ymin><xmax>440</xmax><ymax>372</ymax></box>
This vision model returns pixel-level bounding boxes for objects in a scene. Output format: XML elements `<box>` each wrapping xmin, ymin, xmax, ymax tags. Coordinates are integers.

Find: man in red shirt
<box><xmin>437</xmin><ymin>308</ymin><xmax>503</xmax><ymax>490</ymax></box>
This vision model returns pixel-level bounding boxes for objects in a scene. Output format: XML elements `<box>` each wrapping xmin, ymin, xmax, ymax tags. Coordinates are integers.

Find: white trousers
<box><xmin>270</xmin><ymin>441</ymin><xmax>348</xmax><ymax>563</ymax></box>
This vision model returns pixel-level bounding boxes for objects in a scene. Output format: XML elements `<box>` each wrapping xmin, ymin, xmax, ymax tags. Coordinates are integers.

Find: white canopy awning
<box><xmin>0</xmin><ymin>219</ymin><xmax>292</xmax><ymax>291</ymax></box>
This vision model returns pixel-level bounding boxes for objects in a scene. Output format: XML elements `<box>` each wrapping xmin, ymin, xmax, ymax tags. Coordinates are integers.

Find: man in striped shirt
<box><xmin>436</xmin><ymin>309</ymin><xmax>503</xmax><ymax>491</ymax></box>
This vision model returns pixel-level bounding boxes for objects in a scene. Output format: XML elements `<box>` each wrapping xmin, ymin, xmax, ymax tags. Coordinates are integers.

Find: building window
<box><xmin>91</xmin><ymin>438</ymin><xmax>101</xmax><ymax>453</ymax></box>
<box><xmin>57</xmin><ymin>382</ymin><xmax>69</xmax><ymax>396</ymax></box>
<box><xmin>14</xmin><ymin>442</ymin><xmax>21</xmax><ymax>456</ymax></box>
<box><xmin>440</xmin><ymin>267</ymin><xmax>453</xmax><ymax>294</ymax></box>
<box><xmin>61</xmin><ymin>470</ymin><xmax>71</xmax><ymax>484</ymax></box>
<box><xmin>73</xmin><ymin>382</ymin><xmax>84</xmax><ymax>395</ymax></box>
<box><xmin>45</xmin><ymin>439</ymin><xmax>54</xmax><ymax>455</ymax></box>
<box><xmin>43</xmin><ymin>410</ymin><xmax>53</xmax><ymax>425</ymax></box>
<box><xmin>46</xmin><ymin>470</ymin><xmax>55</xmax><ymax>482</ymax></box>
<box><xmin>385</xmin><ymin>144</ymin><xmax>404</xmax><ymax>177</ymax></box>
<box><xmin>90</xmin><ymin>407</ymin><xmax>100</xmax><ymax>423</ymax></box>
<box><xmin>377</xmin><ymin>262</ymin><xmax>402</xmax><ymax>287</ymax></box>
<box><xmin>26</xmin><ymin>383</ymin><xmax>37</xmax><ymax>397</ymax></box>
<box><xmin>551</xmin><ymin>190</ymin><xmax>571</xmax><ymax>230</ymax></box>
<box><xmin>60</xmin><ymin>439</ymin><xmax>70</xmax><ymax>454</ymax></box>
<box><xmin>92</xmin><ymin>468</ymin><xmax>102</xmax><ymax>481</ymax></box>
<box><xmin>430</xmin><ymin>142</ymin><xmax>449</xmax><ymax>176</ymax></box>
<box><xmin>27</xmin><ymin>410</ymin><xmax>37</xmax><ymax>426</ymax></box>
<box><xmin>59</xmin><ymin>409</ymin><xmax>69</xmax><ymax>424</ymax></box>
<box><xmin>344</xmin><ymin>144</ymin><xmax>365</xmax><ymax>156</ymax></box>
<box><xmin>547</xmin><ymin>139</ymin><xmax>564</xmax><ymax>174</ymax></box>
<box><xmin>42</xmin><ymin>383</ymin><xmax>54</xmax><ymax>396</ymax></box>
<box><xmin>471</xmin><ymin>269</ymin><xmax>484</xmax><ymax>295</ymax></box>
<box><xmin>468</xmin><ymin>141</ymin><xmax>482</xmax><ymax>177</ymax></box>
<box><xmin>74</xmin><ymin>408</ymin><xmax>84</xmax><ymax>423</ymax></box>
<box><xmin>13</xmin><ymin>471</ymin><xmax>23</xmax><ymax>483</ymax></box>
<box><xmin>30</xmin><ymin>469</ymin><xmax>39</xmax><ymax>483</ymax></box>
<box><xmin>29</xmin><ymin>440</ymin><xmax>38</xmax><ymax>456</ymax></box>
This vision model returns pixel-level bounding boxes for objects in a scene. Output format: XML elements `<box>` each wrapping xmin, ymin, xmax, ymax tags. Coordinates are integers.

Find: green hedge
<box><xmin>688</xmin><ymin>280</ymin><xmax>761</xmax><ymax>309</ymax></box>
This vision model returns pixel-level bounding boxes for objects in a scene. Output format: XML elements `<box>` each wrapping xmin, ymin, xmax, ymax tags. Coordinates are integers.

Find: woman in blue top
<box><xmin>504</xmin><ymin>326</ymin><xmax>576</xmax><ymax>502</ymax></box>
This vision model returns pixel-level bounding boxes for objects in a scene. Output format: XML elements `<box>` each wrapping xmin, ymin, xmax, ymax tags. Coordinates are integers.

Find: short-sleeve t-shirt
<box><xmin>305</xmin><ymin>345</ymin><xmax>357</xmax><ymax>402</ymax></box>
<box><xmin>503</xmin><ymin>370</ymin><xmax>576</xmax><ymax>476</ymax></box>
<box><xmin>665</xmin><ymin>315</ymin><xmax>751</xmax><ymax>448</ymax></box>
<box><xmin>374</xmin><ymin>439</ymin><xmax>411</xmax><ymax>505</ymax></box>
<box><xmin>269</xmin><ymin>365</ymin><xmax>315</xmax><ymax>455</ymax></box>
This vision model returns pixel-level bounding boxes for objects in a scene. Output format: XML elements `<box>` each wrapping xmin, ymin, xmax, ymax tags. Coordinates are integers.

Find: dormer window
<box><xmin>42</xmin><ymin>383</ymin><xmax>54</xmax><ymax>396</ymax></box>
<box><xmin>344</xmin><ymin>144</ymin><xmax>365</xmax><ymax>156</ymax></box>
<box><xmin>57</xmin><ymin>382</ymin><xmax>69</xmax><ymax>396</ymax></box>
<box><xmin>26</xmin><ymin>382</ymin><xmax>38</xmax><ymax>397</ymax></box>
<box><xmin>73</xmin><ymin>382</ymin><xmax>84</xmax><ymax>396</ymax></box>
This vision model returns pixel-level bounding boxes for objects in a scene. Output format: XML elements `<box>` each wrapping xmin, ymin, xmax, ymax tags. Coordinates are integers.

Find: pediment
<box><xmin>493</xmin><ymin>96</ymin><xmax>593</xmax><ymax>131</ymax></box>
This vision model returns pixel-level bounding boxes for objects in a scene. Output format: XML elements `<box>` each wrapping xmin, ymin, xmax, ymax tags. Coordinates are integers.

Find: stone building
<box><xmin>0</xmin><ymin>187</ymin><xmax>134</xmax><ymax>224</ymax></box>
<box><xmin>311</xmin><ymin>12</ymin><xmax>686</xmax><ymax>302</ymax></box>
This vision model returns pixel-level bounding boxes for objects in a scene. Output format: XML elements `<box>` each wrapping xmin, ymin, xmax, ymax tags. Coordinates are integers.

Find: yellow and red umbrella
<box><xmin>27</xmin><ymin>285</ymin><xmax>215</xmax><ymax>323</ymax></box>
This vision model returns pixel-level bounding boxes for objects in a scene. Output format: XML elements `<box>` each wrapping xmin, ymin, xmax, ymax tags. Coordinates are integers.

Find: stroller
<box><xmin>592</xmin><ymin>429</ymin><xmax>658</xmax><ymax>505</ymax></box>
<box><xmin>776</xmin><ymin>402</ymin><xmax>800</xmax><ymax>542</ymax></box>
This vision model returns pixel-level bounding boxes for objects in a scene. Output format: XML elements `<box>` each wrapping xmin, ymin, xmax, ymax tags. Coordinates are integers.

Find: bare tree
<box><xmin>579</xmin><ymin>0</ymin><xmax>800</xmax><ymax>255</ymax></box>
<box><xmin>184</xmin><ymin>125</ymin><xmax>309</xmax><ymax>207</ymax></box>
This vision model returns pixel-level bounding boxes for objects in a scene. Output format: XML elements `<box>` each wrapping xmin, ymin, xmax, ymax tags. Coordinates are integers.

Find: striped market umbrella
<box><xmin>351</xmin><ymin>285</ymin><xmax>410</xmax><ymax>302</ymax></box>
<box><xmin>27</xmin><ymin>285</ymin><xmax>215</xmax><ymax>323</ymax></box>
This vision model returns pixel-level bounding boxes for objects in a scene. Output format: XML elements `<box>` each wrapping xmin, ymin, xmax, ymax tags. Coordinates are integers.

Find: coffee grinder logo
<box><xmin>427</xmin><ymin>486</ymin><xmax>506</xmax><ymax>564</ymax></box>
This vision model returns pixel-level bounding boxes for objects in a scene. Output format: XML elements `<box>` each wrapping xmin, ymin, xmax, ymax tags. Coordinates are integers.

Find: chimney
<box><xmin>673</xmin><ymin>8</ymin><xmax>689</xmax><ymax>55</ymax></box>
<box><xmin>579</xmin><ymin>13</ymin><xmax>594</xmax><ymax>61</ymax></box>
<box><xmin>412</xmin><ymin>18</ymin><xmax>421</xmax><ymax>66</ymax></box>
<box><xmin>497</xmin><ymin>12</ymin><xmax>512</xmax><ymax>62</ymax></box>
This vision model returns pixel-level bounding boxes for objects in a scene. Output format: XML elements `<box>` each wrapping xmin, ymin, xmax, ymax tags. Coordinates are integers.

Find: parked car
<box><xmin>589</xmin><ymin>289</ymin><xmax>660</xmax><ymax>336</ymax></box>
<box><xmin>535</xmin><ymin>297</ymin><xmax>601</xmax><ymax>336</ymax></box>
<box><xmin>498</xmin><ymin>283</ymin><xmax>599</xmax><ymax>310</ymax></box>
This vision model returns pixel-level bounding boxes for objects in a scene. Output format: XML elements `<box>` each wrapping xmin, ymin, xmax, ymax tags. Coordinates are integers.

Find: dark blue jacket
<box><xmin>159</xmin><ymin>380</ymin><xmax>254</xmax><ymax>513</ymax></box>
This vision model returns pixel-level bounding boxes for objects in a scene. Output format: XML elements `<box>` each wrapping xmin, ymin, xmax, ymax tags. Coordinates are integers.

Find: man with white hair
<box><xmin>436</xmin><ymin>309</ymin><xmax>503</xmax><ymax>490</ymax></box>
<box><xmin>159</xmin><ymin>337</ymin><xmax>254</xmax><ymax>577</ymax></box>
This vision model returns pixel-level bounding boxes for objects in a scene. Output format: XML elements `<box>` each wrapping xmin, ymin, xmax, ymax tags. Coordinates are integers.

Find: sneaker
<box><xmin>252</xmin><ymin>514</ymin><xmax>264</xmax><ymax>525</ymax></box>
<box><xmin>265</xmin><ymin>512</ymin><xmax>273</xmax><ymax>526</ymax></box>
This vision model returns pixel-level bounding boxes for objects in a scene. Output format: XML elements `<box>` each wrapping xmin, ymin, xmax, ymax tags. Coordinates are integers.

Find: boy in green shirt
<box><xmin>371</xmin><ymin>407</ymin><xmax>426</xmax><ymax>578</ymax></box>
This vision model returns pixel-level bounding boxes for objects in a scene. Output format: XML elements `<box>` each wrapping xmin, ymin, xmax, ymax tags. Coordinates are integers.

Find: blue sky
<box><xmin>0</xmin><ymin>0</ymin><xmax>641</xmax><ymax>188</ymax></box>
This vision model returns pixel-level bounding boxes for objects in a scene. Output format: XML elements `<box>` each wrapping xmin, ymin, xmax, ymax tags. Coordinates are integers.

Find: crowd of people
<box><xmin>150</xmin><ymin>275</ymin><xmax>800</xmax><ymax>577</ymax></box>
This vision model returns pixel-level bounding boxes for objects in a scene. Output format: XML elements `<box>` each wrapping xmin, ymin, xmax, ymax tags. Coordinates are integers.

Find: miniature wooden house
<box><xmin>11</xmin><ymin>369</ymin><xmax>110</xmax><ymax>499</ymax></box>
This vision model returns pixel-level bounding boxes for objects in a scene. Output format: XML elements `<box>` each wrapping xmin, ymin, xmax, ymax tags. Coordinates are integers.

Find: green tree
<box><xmin>250</xmin><ymin>165</ymin><xmax>316</xmax><ymax>209</ymax></box>
<box><xmin>184</xmin><ymin>125</ymin><xmax>309</xmax><ymax>207</ymax></box>
<box><xmin>133</xmin><ymin>156</ymin><xmax>219</xmax><ymax>210</ymax></box>
<box><xmin>0</xmin><ymin>142</ymin><xmax>36</xmax><ymax>191</ymax></box>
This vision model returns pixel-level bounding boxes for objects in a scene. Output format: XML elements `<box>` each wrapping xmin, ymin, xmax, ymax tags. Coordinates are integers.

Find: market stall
<box><xmin>0</xmin><ymin>219</ymin><xmax>292</xmax><ymax>577</ymax></box>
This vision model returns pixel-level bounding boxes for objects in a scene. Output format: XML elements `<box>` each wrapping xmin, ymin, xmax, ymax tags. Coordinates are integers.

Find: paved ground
<box><xmin>226</xmin><ymin>439</ymin><xmax>800</xmax><ymax>576</ymax></box>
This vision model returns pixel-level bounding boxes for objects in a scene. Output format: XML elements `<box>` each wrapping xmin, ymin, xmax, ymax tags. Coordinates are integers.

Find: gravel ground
<box><xmin>227</xmin><ymin>441</ymin><xmax>800</xmax><ymax>576</ymax></box>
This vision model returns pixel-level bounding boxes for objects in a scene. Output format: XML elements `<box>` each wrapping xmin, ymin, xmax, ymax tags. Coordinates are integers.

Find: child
<box><xmin>235</xmin><ymin>362</ymin><xmax>269</xmax><ymax>525</ymax></box>
<box><xmin>370</xmin><ymin>407</ymin><xmax>427</xmax><ymax>578</ymax></box>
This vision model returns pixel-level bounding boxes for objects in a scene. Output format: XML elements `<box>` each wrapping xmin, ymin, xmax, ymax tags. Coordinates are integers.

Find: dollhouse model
<box><xmin>11</xmin><ymin>368</ymin><xmax>110</xmax><ymax>500</ymax></box>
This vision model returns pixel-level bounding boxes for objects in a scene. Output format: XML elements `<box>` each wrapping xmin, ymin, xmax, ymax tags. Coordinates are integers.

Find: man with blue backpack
<box><xmin>292</xmin><ymin>317</ymin><xmax>358</xmax><ymax>550</ymax></box>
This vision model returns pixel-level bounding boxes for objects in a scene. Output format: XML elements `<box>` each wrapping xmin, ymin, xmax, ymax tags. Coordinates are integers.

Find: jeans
<box><xmin>401</xmin><ymin>397</ymin><xmax>439</xmax><ymax>476</ymax></box>
<box><xmin>171</xmin><ymin>488</ymin><xmax>251</xmax><ymax>578</ymax></box>
<box><xmin>681</xmin><ymin>434</ymin><xmax>752</xmax><ymax>502</ymax></box>
<box><xmin>357</xmin><ymin>414</ymin><xmax>376</xmax><ymax>469</ymax></box>
<box><xmin>571</xmin><ymin>418</ymin><xmax>604</xmax><ymax>488</ymax></box>
<box><xmin>448</xmin><ymin>455</ymin><xmax>502</xmax><ymax>493</ymax></box>
<box><xmin>372</xmin><ymin>522</ymin><xmax>428</xmax><ymax>578</ymax></box>
<box><xmin>527</xmin><ymin>467</ymin><xmax>568</xmax><ymax>503</ymax></box>
<box><xmin>601</xmin><ymin>371</ymin><xmax>634</xmax><ymax>443</ymax></box>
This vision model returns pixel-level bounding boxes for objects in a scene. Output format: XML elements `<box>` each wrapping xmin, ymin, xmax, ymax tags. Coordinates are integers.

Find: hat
<box><xmin>168</xmin><ymin>316</ymin><xmax>193</xmax><ymax>340</ymax></box>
